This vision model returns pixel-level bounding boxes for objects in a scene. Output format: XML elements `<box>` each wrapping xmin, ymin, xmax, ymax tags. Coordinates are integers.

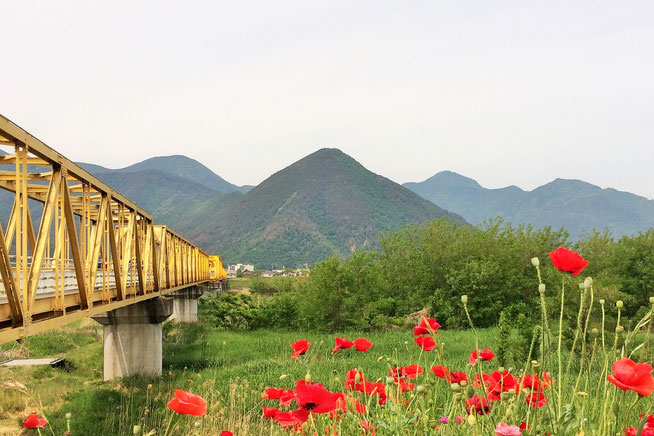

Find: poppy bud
<box><xmin>538</xmin><ymin>284</ymin><xmax>546</xmax><ymax>294</ymax></box>
<box><xmin>531</xmin><ymin>257</ymin><xmax>540</xmax><ymax>267</ymax></box>
<box><xmin>616</xmin><ymin>325</ymin><xmax>624</xmax><ymax>335</ymax></box>
<box><xmin>612</xmin><ymin>401</ymin><xmax>620</xmax><ymax>416</ymax></box>
<box><xmin>133</xmin><ymin>425</ymin><xmax>142</xmax><ymax>435</ymax></box>
<box><xmin>599</xmin><ymin>299</ymin><xmax>605</xmax><ymax>305</ymax></box>
<box><xmin>498</xmin><ymin>367</ymin><xmax>505</xmax><ymax>373</ymax></box>
<box><xmin>460</xmin><ymin>380</ymin><xmax>468</xmax><ymax>387</ymax></box>
<box><xmin>454</xmin><ymin>392</ymin><xmax>462</xmax><ymax>401</ymax></box>
<box><xmin>377</xmin><ymin>356</ymin><xmax>384</xmax><ymax>362</ymax></box>
<box><xmin>578</xmin><ymin>282</ymin><xmax>586</xmax><ymax>290</ymax></box>
<box><xmin>222</xmin><ymin>341</ymin><xmax>226</xmax><ymax>346</ymax></box>
<box><xmin>65</xmin><ymin>413</ymin><xmax>72</xmax><ymax>420</ymax></box>
<box><xmin>354</xmin><ymin>373</ymin><xmax>361</xmax><ymax>384</ymax></box>
<box><xmin>461</xmin><ymin>295</ymin><xmax>468</xmax><ymax>305</ymax></box>
<box><xmin>590</xmin><ymin>328</ymin><xmax>599</xmax><ymax>337</ymax></box>
<box><xmin>450</xmin><ymin>383</ymin><xmax>460</xmax><ymax>392</ymax></box>
<box><xmin>531</xmin><ymin>360</ymin><xmax>540</xmax><ymax>368</ymax></box>
<box><xmin>305</xmin><ymin>373</ymin><xmax>311</xmax><ymax>382</ymax></box>
<box><xmin>616</xmin><ymin>300</ymin><xmax>623</xmax><ymax>309</ymax></box>
<box><xmin>386</xmin><ymin>376</ymin><xmax>395</xmax><ymax>384</ymax></box>
<box><xmin>467</xmin><ymin>414</ymin><xmax>476</xmax><ymax>426</ymax></box>
<box><xmin>466</xmin><ymin>385</ymin><xmax>475</xmax><ymax>398</ymax></box>
<box><xmin>416</xmin><ymin>384</ymin><xmax>426</xmax><ymax>393</ymax></box>
<box><xmin>584</xmin><ymin>277</ymin><xmax>593</xmax><ymax>288</ymax></box>
<box><xmin>279</xmin><ymin>374</ymin><xmax>287</xmax><ymax>380</ymax></box>
<box><xmin>147</xmin><ymin>384</ymin><xmax>152</xmax><ymax>390</ymax></box>
<box><xmin>650</xmin><ymin>297</ymin><xmax>654</xmax><ymax>305</ymax></box>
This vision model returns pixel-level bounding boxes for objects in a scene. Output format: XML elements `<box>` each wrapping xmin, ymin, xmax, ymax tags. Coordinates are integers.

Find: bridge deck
<box><xmin>0</xmin><ymin>114</ymin><xmax>209</xmax><ymax>343</ymax></box>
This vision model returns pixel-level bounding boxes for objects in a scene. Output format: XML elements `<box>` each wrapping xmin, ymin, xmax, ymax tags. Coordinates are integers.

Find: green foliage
<box><xmin>199</xmin><ymin>293</ymin><xmax>256</xmax><ymax>330</ymax></box>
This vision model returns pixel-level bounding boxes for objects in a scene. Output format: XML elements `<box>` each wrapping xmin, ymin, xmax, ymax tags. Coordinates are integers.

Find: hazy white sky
<box><xmin>2</xmin><ymin>1</ymin><xmax>653</xmax><ymax>198</ymax></box>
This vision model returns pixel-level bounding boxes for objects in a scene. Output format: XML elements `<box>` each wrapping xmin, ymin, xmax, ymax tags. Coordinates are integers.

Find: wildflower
<box><xmin>485</xmin><ymin>370</ymin><xmax>519</xmax><ymax>401</ymax></box>
<box><xmin>263</xmin><ymin>407</ymin><xmax>280</xmax><ymax>419</ymax></box>
<box><xmin>525</xmin><ymin>392</ymin><xmax>548</xmax><ymax>408</ymax></box>
<box><xmin>469</xmin><ymin>348</ymin><xmax>496</xmax><ymax>365</ymax></box>
<box><xmin>294</xmin><ymin>380</ymin><xmax>338</xmax><ymax>413</ymax></box>
<box><xmin>273</xmin><ymin>408</ymin><xmax>310</xmax><ymax>429</ymax></box>
<box><xmin>353</xmin><ymin>338</ymin><xmax>373</xmax><ymax>352</ymax></box>
<box><xmin>389</xmin><ymin>364</ymin><xmax>423</xmax><ymax>380</ymax></box>
<box><xmin>345</xmin><ymin>369</ymin><xmax>365</xmax><ymax>390</ymax></box>
<box><xmin>495</xmin><ymin>422</ymin><xmax>522</xmax><ymax>435</ymax></box>
<box><xmin>522</xmin><ymin>373</ymin><xmax>554</xmax><ymax>393</ymax></box>
<box><xmin>519</xmin><ymin>422</ymin><xmax>529</xmax><ymax>431</ymax></box>
<box><xmin>332</xmin><ymin>337</ymin><xmax>354</xmax><ymax>353</ymax></box>
<box><xmin>455</xmin><ymin>416</ymin><xmax>464</xmax><ymax>424</ymax></box>
<box><xmin>624</xmin><ymin>415</ymin><xmax>654</xmax><ymax>435</ymax></box>
<box><xmin>22</xmin><ymin>413</ymin><xmax>47</xmax><ymax>429</ymax></box>
<box><xmin>354</xmin><ymin>380</ymin><xmax>387</xmax><ymax>405</ymax></box>
<box><xmin>441</xmin><ymin>416</ymin><xmax>449</xmax><ymax>424</ymax></box>
<box><xmin>220</xmin><ymin>432</ymin><xmax>233</xmax><ymax>436</ymax></box>
<box><xmin>431</xmin><ymin>365</ymin><xmax>468</xmax><ymax>384</ymax></box>
<box><xmin>263</xmin><ymin>387</ymin><xmax>295</xmax><ymax>406</ymax></box>
<box><xmin>465</xmin><ymin>395</ymin><xmax>491</xmax><ymax>415</ymax></box>
<box><xmin>413</xmin><ymin>316</ymin><xmax>441</xmax><ymax>335</ymax></box>
<box><xmin>290</xmin><ymin>339</ymin><xmax>311</xmax><ymax>358</ymax></box>
<box><xmin>548</xmin><ymin>247</ymin><xmax>589</xmax><ymax>277</ymax></box>
<box><xmin>361</xmin><ymin>420</ymin><xmax>376</xmax><ymax>434</ymax></box>
<box><xmin>414</xmin><ymin>336</ymin><xmax>436</xmax><ymax>351</ymax></box>
<box><xmin>607</xmin><ymin>358</ymin><xmax>654</xmax><ymax>397</ymax></box>
<box><xmin>167</xmin><ymin>389</ymin><xmax>207</xmax><ymax>416</ymax></box>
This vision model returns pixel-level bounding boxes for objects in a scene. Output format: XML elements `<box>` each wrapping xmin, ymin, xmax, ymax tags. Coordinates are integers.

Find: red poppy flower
<box><xmin>450</xmin><ymin>371</ymin><xmax>469</xmax><ymax>385</ymax></box>
<box><xmin>294</xmin><ymin>380</ymin><xmax>338</xmax><ymax>413</ymax></box>
<box><xmin>520</xmin><ymin>422</ymin><xmax>529</xmax><ymax>431</ymax></box>
<box><xmin>263</xmin><ymin>407</ymin><xmax>280</xmax><ymax>419</ymax></box>
<box><xmin>465</xmin><ymin>395</ymin><xmax>491</xmax><ymax>415</ymax></box>
<box><xmin>22</xmin><ymin>413</ymin><xmax>47</xmax><ymax>429</ymax></box>
<box><xmin>333</xmin><ymin>337</ymin><xmax>354</xmax><ymax>353</ymax></box>
<box><xmin>354</xmin><ymin>381</ymin><xmax>387</xmax><ymax>404</ymax></box>
<box><xmin>390</xmin><ymin>364</ymin><xmax>423</xmax><ymax>380</ymax></box>
<box><xmin>273</xmin><ymin>408</ymin><xmax>310</xmax><ymax>428</ymax></box>
<box><xmin>361</xmin><ymin>419</ymin><xmax>376</xmax><ymax>435</ymax></box>
<box><xmin>526</xmin><ymin>392</ymin><xmax>548</xmax><ymax>408</ymax></box>
<box><xmin>607</xmin><ymin>358</ymin><xmax>654</xmax><ymax>397</ymax></box>
<box><xmin>220</xmin><ymin>432</ymin><xmax>233</xmax><ymax>436</ymax></box>
<box><xmin>353</xmin><ymin>338</ymin><xmax>372</xmax><ymax>352</ymax></box>
<box><xmin>414</xmin><ymin>336</ymin><xmax>436</xmax><ymax>351</ymax></box>
<box><xmin>522</xmin><ymin>373</ymin><xmax>553</xmax><ymax>393</ymax></box>
<box><xmin>290</xmin><ymin>339</ymin><xmax>311</xmax><ymax>358</ymax></box>
<box><xmin>548</xmin><ymin>247</ymin><xmax>589</xmax><ymax>277</ymax></box>
<box><xmin>263</xmin><ymin>387</ymin><xmax>295</xmax><ymax>406</ymax></box>
<box><xmin>469</xmin><ymin>348</ymin><xmax>495</xmax><ymax>365</ymax></box>
<box><xmin>345</xmin><ymin>369</ymin><xmax>365</xmax><ymax>390</ymax></box>
<box><xmin>413</xmin><ymin>317</ymin><xmax>441</xmax><ymax>336</ymax></box>
<box><xmin>485</xmin><ymin>371</ymin><xmax>519</xmax><ymax>402</ymax></box>
<box><xmin>167</xmin><ymin>389</ymin><xmax>207</xmax><ymax>416</ymax></box>
<box><xmin>431</xmin><ymin>365</ymin><xmax>450</xmax><ymax>380</ymax></box>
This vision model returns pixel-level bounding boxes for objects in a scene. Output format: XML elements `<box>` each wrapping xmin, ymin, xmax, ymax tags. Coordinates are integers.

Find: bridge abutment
<box><xmin>92</xmin><ymin>298</ymin><xmax>173</xmax><ymax>381</ymax></box>
<box><xmin>170</xmin><ymin>286</ymin><xmax>204</xmax><ymax>323</ymax></box>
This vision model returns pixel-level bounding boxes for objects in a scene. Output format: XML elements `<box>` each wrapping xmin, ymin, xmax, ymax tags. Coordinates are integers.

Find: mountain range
<box><xmin>404</xmin><ymin>171</ymin><xmax>654</xmax><ymax>240</ymax></box>
<box><xmin>2</xmin><ymin>149</ymin><xmax>654</xmax><ymax>266</ymax></box>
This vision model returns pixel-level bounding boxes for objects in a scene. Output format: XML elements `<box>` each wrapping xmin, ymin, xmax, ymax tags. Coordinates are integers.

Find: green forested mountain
<box><xmin>404</xmin><ymin>171</ymin><xmax>654</xmax><ymax>240</ymax></box>
<box><xmin>185</xmin><ymin>149</ymin><xmax>465</xmax><ymax>267</ymax></box>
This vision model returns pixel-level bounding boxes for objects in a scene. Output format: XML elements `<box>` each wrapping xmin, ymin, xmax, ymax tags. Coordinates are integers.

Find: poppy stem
<box><xmin>557</xmin><ymin>275</ymin><xmax>565</xmax><ymax>419</ymax></box>
<box><xmin>162</xmin><ymin>410</ymin><xmax>177</xmax><ymax>436</ymax></box>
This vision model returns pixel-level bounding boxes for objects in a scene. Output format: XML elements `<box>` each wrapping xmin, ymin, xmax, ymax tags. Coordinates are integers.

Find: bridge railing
<box><xmin>0</xmin><ymin>115</ymin><xmax>209</xmax><ymax>343</ymax></box>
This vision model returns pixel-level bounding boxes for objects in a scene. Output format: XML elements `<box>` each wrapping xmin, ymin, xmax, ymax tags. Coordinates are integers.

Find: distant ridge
<box><xmin>404</xmin><ymin>171</ymin><xmax>654</xmax><ymax>239</ymax></box>
<box><xmin>78</xmin><ymin>155</ymin><xmax>251</xmax><ymax>194</ymax></box>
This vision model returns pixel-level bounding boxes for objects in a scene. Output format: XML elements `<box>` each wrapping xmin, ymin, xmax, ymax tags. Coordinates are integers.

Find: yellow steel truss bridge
<box><xmin>0</xmin><ymin>114</ymin><xmax>210</xmax><ymax>345</ymax></box>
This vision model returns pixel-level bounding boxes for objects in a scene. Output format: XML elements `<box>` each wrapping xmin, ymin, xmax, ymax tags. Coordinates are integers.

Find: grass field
<box><xmin>0</xmin><ymin>320</ymin><xmax>499</xmax><ymax>435</ymax></box>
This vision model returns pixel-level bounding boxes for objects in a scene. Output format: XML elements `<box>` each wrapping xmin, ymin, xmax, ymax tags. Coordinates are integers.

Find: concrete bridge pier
<box><xmin>170</xmin><ymin>286</ymin><xmax>204</xmax><ymax>323</ymax></box>
<box><xmin>92</xmin><ymin>298</ymin><xmax>173</xmax><ymax>381</ymax></box>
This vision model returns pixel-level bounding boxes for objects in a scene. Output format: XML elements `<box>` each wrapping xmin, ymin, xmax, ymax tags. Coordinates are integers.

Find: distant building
<box><xmin>226</xmin><ymin>263</ymin><xmax>255</xmax><ymax>277</ymax></box>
